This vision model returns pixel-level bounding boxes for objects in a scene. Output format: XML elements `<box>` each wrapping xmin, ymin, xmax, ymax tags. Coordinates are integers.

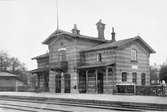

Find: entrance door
<box><xmin>55</xmin><ymin>74</ymin><xmax>61</xmax><ymax>93</ymax></box>
<box><xmin>97</xmin><ymin>72</ymin><xmax>103</xmax><ymax>93</ymax></box>
<box><xmin>64</xmin><ymin>74</ymin><xmax>71</xmax><ymax>93</ymax></box>
<box><xmin>44</xmin><ymin>73</ymin><xmax>49</xmax><ymax>92</ymax></box>
<box><xmin>78</xmin><ymin>71</ymin><xmax>86</xmax><ymax>93</ymax></box>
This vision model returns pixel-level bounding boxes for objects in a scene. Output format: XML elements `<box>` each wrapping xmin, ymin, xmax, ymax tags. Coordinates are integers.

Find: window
<box><xmin>132</xmin><ymin>72</ymin><xmax>137</xmax><ymax>84</ymax></box>
<box><xmin>141</xmin><ymin>73</ymin><xmax>146</xmax><ymax>85</ymax></box>
<box><xmin>122</xmin><ymin>72</ymin><xmax>127</xmax><ymax>82</ymax></box>
<box><xmin>108</xmin><ymin>68</ymin><xmax>113</xmax><ymax>77</ymax></box>
<box><xmin>131</xmin><ymin>49</ymin><xmax>137</xmax><ymax>61</ymax></box>
<box><xmin>58</xmin><ymin>50</ymin><xmax>66</xmax><ymax>61</ymax></box>
<box><xmin>108</xmin><ymin>68</ymin><xmax>113</xmax><ymax>73</ymax></box>
<box><xmin>97</xmin><ymin>53</ymin><xmax>102</xmax><ymax>62</ymax></box>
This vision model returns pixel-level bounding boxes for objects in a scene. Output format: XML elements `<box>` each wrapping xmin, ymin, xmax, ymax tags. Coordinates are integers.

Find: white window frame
<box><xmin>131</xmin><ymin>49</ymin><xmax>137</xmax><ymax>61</ymax></box>
<box><xmin>96</xmin><ymin>53</ymin><xmax>102</xmax><ymax>62</ymax></box>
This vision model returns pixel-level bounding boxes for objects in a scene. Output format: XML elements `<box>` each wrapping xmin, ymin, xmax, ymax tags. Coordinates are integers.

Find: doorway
<box><xmin>44</xmin><ymin>72</ymin><xmax>49</xmax><ymax>92</ymax></box>
<box><xmin>78</xmin><ymin>71</ymin><xmax>86</xmax><ymax>93</ymax></box>
<box><xmin>64</xmin><ymin>74</ymin><xmax>71</xmax><ymax>93</ymax></box>
<box><xmin>97</xmin><ymin>72</ymin><xmax>103</xmax><ymax>93</ymax></box>
<box><xmin>55</xmin><ymin>74</ymin><xmax>61</xmax><ymax>93</ymax></box>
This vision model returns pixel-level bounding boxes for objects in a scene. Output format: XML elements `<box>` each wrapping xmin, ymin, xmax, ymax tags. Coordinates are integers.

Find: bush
<box><xmin>136</xmin><ymin>85</ymin><xmax>164</xmax><ymax>96</ymax></box>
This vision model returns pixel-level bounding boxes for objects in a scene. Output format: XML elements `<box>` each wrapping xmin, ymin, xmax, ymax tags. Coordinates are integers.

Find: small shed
<box><xmin>0</xmin><ymin>72</ymin><xmax>24</xmax><ymax>91</ymax></box>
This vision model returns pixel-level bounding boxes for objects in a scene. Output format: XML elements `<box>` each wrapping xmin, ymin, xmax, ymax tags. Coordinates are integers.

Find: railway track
<box><xmin>0</xmin><ymin>95</ymin><xmax>166</xmax><ymax>111</ymax></box>
<box><xmin>0</xmin><ymin>103</ymin><xmax>71</xmax><ymax>112</ymax></box>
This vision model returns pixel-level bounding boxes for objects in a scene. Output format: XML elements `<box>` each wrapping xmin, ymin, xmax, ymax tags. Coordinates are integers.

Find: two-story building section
<box><xmin>31</xmin><ymin>20</ymin><xmax>155</xmax><ymax>94</ymax></box>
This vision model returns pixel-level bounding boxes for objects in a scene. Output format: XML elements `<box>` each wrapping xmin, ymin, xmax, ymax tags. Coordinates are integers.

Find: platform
<box><xmin>0</xmin><ymin>92</ymin><xmax>166</xmax><ymax>105</ymax></box>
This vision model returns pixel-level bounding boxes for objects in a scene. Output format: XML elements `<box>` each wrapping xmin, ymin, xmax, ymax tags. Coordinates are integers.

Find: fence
<box><xmin>115</xmin><ymin>85</ymin><xmax>167</xmax><ymax>96</ymax></box>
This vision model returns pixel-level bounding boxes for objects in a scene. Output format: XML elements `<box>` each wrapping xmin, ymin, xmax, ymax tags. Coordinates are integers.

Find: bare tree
<box><xmin>0</xmin><ymin>51</ymin><xmax>28</xmax><ymax>84</ymax></box>
<box><xmin>10</xmin><ymin>57</ymin><xmax>21</xmax><ymax>72</ymax></box>
<box><xmin>0</xmin><ymin>51</ymin><xmax>10</xmax><ymax>71</ymax></box>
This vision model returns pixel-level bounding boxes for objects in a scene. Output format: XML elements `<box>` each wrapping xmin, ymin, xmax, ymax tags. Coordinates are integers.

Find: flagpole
<box><xmin>56</xmin><ymin>0</ymin><xmax>59</xmax><ymax>30</ymax></box>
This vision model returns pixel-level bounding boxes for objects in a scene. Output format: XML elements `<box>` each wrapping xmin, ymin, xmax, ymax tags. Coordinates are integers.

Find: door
<box><xmin>44</xmin><ymin>73</ymin><xmax>49</xmax><ymax>92</ymax></box>
<box><xmin>55</xmin><ymin>74</ymin><xmax>61</xmax><ymax>93</ymax></box>
<box><xmin>78</xmin><ymin>71</ymin><xmax>86</xmax><ymax>93</ymax></box>
<box><xmin>97</xmin><ymin>72</ymin><xmax>103</xmax><ymax>93</ymax></box>
<box><xmin>64</xmin><ymin>74</ymin><xmax>71</xmax><ymax>93</ymax></box>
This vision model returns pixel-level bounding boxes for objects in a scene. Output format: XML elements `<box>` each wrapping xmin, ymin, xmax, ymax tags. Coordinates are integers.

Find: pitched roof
<box><xmin>82</xmin><ymin>36</ymin><xmax>155</xmax><ymax>53</ymax></box>
<box><xmin>0</xmin><ymin>72</ymin><xmax>17</xmax><ymax>77</ymax></box>
<box><xmin>32</xmin><ymin>53</ymin><xmax>49</xmax><ymax>60</ymax></box>
<box><xmin>0</xmin><ymin>72</ymin><xmax>25</xmax><ymax>83</ymax></box>
<box><xmin>42</xmin><ymin>29</ymin><xmax>109</xmax><ymax>44</ymax></box>
<box><xmin>30</xmin><ymin>67</ymin><xmax>49</xmax><ymax>73</ymax></box>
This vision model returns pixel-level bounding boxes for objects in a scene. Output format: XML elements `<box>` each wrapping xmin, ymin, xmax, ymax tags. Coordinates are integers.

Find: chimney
<box><xmin>96</xmin><ymin>19</ymin><xmax>105</xmax><ymax>39</ymax></box>
<box><xmin>72</xmin><ymin>24</ymin><xmax>80</xmax><ymax>35</ymax></box>
<box><xmin>111</xmin><ymin>27</ymin><xmax>116</xmax><ymax>42</ymax></box>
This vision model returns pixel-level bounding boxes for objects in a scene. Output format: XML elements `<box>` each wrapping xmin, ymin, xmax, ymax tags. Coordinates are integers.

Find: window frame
<box><xmin>131</xmin><ymin>48</ymin><xmax>137</xmax><ymax>61</ymax></box>
<box><xmin>97</xmin><ymin>53</ymin><xmax>102</xmax><ymax>62</ymax></box>
<box><xmin>141</xmin><ymin>73</ymin><xmax>146</xmax><ymax>85</ymax></box>
<box><xmin>122</xmin><ymin>72</ymin><xmax>127</xmax><ymax>82</ymax></box>
<box><xmin>58</xmin><ymin>50</ymin><xmax>66</xmax><ymax>62</ymax></box>
<box><xmin>132</xmin><ymin>72</ymin><xmax>137</xmax><ymax>84</ymax></box>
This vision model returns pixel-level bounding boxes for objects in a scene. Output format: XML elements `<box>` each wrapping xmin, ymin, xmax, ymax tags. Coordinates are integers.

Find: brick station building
<box><xmin>31</xmin><ymin>20</ymin><xmax>155</xmax><ymax>94</ymax></box>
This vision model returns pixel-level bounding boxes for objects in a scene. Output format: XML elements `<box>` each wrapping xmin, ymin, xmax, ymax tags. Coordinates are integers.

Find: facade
<box><xmin>31</xmin><ymin>20</ymin><xmax>155</xmax><ymax>94</ymax></box>
<box><xmin>0</xmin><ymin>72</ymin><xmax>24</xmax><ymax>91</ymax></box>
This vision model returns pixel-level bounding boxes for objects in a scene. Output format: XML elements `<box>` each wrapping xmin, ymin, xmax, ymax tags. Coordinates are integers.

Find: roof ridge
<box><xmin>43</xmin><ymin>29</ymin><xmax>109</xmax><ymax>44</ymax></box>
<box><xmin>82</xmin><ymin>36</ymin><xmax>155</xmax><ymax>53</ymax></box>
<box><xmin>57</xmin><ymin>29</ymin><xmax>109</xmax><ymax>41</ymax></box>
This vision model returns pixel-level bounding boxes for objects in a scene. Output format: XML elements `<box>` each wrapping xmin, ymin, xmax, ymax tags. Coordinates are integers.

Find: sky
<box><xmin>0</xmin><ymin>0</ymin><xmax>167</xmax><ymax>70</ymax></box>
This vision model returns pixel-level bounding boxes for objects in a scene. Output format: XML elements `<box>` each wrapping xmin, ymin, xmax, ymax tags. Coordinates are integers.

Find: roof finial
<box><xmin>56</xmin><ymin>0</ymin><xmax>59</xmax><ymax>30</ymax></box>
<box><xmin>72</xmin><ymin>24</ymin><xmax>80</xmax><ymax>35</ymax></box>
<box><xmin>111</xmin><ymin>27</ymin><xmax>116</xmax><ymax>42</ymax></box>
<box><xmin>74</xmin><ymin>24</ymin><xmax>78</xmax><ymax>30</ymax></box>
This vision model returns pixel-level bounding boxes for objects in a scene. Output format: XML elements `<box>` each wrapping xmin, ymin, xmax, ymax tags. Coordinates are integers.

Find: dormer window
<box><xmin>97</xmin><ymin>53</ymin><xmax>102</xmax><ymax>62</ymax></box>
<box><xmin>131</xmin><ymin>49</ymin><xmax>137</xmax><ymax>61</ymax></box>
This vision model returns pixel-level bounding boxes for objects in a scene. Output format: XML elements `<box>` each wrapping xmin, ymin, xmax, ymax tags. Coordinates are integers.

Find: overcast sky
<box><xmin>0</xmin><ymin>0</ymin><xmax>167</xmax><ymax>70</ymax></box>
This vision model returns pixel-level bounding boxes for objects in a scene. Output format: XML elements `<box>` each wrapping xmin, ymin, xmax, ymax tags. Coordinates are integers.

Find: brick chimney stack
<box><xmin>72</xmin><ymin>24</ymin><xmax>80</xmax><ymax>35</ymax></box>
<box><xmin>111</xmin><ymin>27</ymin><xmax>116</xmax><ymax>42</ymax></box>
<box><xmin>96</xmin><ymin>19</ymin><xmax>105</xmax><ymax>39</ymax></box>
